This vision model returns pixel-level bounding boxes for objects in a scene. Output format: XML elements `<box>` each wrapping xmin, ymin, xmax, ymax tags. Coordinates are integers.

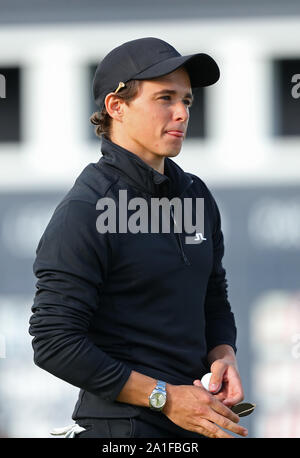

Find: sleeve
<box><xmin>28</xmin><ymin>199</ymin><xmax>132</xmax><ymax>401</ymax></box>
<box><xmin>204</xmin><ymin>190</ymin><xmax>237</xmax><ymax>354</ymax></box>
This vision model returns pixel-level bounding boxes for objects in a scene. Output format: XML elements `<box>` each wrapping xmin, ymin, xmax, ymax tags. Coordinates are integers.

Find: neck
<box><xmin>110</xmin><ymin>133</ymin><xmax>165</xmax><ymax>175</ymax></box>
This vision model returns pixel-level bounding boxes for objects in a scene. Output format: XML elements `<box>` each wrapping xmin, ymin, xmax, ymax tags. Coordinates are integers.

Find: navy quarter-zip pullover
<box><xmin>29</xmin><ymin>137</ymin><xmax>237</xmax><ymax>419</ymax></box>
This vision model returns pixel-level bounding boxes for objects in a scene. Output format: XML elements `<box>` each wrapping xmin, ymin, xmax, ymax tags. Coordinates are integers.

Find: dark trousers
<box><xmin>74</xmin><ymin>407</ymin><xmax>205</xmax><ymax>439</ymax></box>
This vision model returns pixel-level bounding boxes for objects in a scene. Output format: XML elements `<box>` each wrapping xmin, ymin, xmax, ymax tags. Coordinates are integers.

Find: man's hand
<box><xmin>193</xmin><ymin>346</ymin><xmax>245</xmax><ymax>407</ymax></box>
<box><xmin>162</xmin><ymin>383</ymin><xmax>248</xmax><ymax>438</ymax></box>
<box><xmin>115</xmin><ymin>347</ymin><xmax>246</xmax><ymax>439</ymax></box>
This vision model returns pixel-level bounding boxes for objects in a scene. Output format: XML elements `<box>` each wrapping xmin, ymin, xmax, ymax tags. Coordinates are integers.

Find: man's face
<box><xmin>120</xmin><ymin>67</ymin><xmax>193</xmax><ymax>160</ymax></box>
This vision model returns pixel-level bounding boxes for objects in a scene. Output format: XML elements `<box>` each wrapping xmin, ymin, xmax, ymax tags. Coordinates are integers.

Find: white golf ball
<box><xmin>201</xmin><ymin>372</ymin><xmax>212</xmax><ymax>390</ymax></box>
<box><xmin>201</xmin><ymin>372</ymin><xmax>221</xmax><ymax>393</ymax></box>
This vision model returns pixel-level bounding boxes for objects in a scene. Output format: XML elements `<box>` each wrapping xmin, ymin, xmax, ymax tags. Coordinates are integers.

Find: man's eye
<box><xmin>160</xmin><ymin>95</ymin><xmax>171</xmax><ymax>101</ymax></box>
<box><xmin>183</xmin><ymin>99</ymin><xmax>192</xmax><ymax>107</ymax></box>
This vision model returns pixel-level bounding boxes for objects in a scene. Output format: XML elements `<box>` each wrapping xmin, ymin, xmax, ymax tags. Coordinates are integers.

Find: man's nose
<box><xmin>173</xmin><ymin>102</ymin><xmax>189</xmax><ymax>123</ymax></box>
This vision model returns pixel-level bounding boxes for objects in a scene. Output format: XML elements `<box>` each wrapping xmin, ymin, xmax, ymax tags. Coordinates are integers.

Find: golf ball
<box><xmin>200</xmin><ymin>372</ymin><xmax>221</xmax><ymax>393</ymax></box>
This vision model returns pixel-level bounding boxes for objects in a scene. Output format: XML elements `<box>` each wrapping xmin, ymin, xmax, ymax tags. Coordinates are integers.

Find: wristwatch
<box><xmin>148</xmin><ymin>380</ymin><xmax>167</xmax><ymax>412</ymax></box>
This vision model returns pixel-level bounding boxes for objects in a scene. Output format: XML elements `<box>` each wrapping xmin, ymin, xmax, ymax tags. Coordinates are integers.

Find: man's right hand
<box><xmin>162</xmin><ymin>383</ymin><xmax>248</xmax><ymax>438</ymax></box>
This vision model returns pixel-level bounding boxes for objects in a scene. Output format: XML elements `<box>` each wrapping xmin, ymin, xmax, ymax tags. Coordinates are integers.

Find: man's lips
<box><xmin>165</xmin><ymin>130</ymin><xmax>185</xmax><ymax>138</ymax></box>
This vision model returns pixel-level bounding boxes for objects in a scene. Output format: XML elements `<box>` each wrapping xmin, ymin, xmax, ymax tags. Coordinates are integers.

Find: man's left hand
<box><xmin>193</xmin><ymin>359</ymin><xmax>244</xmax><ymax>407</ymax></box>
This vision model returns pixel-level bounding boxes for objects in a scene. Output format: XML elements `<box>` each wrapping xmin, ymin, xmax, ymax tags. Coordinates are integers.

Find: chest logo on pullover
<box><xmin>195</xmin><ymin>232</ymin><xmax>207</xmax><ymax>241</ymax></box>
<box><xmin>184</xmin><ymin>232</ymin><xmax>207</xmax><ymax>245</ymax></box>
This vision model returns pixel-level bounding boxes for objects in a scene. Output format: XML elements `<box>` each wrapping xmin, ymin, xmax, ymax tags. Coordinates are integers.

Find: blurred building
<box><xmin>0</xmin><ymin>0</ymin><xmax>300</xmax><ymax>438</ymax></box>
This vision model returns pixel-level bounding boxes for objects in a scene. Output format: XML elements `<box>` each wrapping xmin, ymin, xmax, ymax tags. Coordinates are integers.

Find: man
<box><xmin>29</xmin><ymin>37</ymin><xmax>248</xmax><ymax>439</ymax></box>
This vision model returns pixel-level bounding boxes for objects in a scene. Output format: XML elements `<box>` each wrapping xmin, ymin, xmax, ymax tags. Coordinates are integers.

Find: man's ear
<box><xmin>105</xmin><ymin>93</ymin><xmax>124</xmax><ymax>121</ymax></box>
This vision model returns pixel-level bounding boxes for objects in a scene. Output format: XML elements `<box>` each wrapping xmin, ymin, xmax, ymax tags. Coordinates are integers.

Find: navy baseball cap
<box><xmin>92</xmin><ymin>37</ymin><xmax>220</xmax><ymax>110</ymax></box>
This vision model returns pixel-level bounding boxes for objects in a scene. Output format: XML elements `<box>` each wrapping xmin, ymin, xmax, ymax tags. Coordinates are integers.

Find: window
<box><xmin>0</xmin><ymin>67</ymin><xmax>21</xmax><ymax>143</ymax></box>
<box><xmin>273</xmin><ymin>59</ymin><xmax>300</xmax><ymax>136</ymax></box>
<box><xmin>186</xmin><ymin>86</ymin><xmax>205</xmax><ymax>139</ymax></box>
<box><xmin>88</xmin><ymin>64</ymin><xmax>99</xmax><ymax>141</ymax></box>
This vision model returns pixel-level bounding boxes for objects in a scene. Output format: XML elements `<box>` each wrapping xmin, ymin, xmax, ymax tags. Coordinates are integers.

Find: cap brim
<box><xmin>133</xmin><ymin>53</ymin><xmax>220</xmax><ymax>88</ymax></box>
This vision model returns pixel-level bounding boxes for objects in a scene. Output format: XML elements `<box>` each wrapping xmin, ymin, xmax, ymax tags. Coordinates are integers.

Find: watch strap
<box><xmin>155</xmin><ymin>380</ymin><xmax>166</xmax><ymax>392</ymax></box>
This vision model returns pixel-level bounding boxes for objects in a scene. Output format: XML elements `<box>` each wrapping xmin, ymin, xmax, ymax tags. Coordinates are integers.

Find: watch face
<box><xmin>150</xmin><ymin>392</ymin><xmax>166</xmax><ymax>408</ymax></box>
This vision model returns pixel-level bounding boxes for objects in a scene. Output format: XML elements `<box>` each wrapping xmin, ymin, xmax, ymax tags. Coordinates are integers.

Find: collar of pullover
<box><xmin>99</xmin><ymin>136</ymin><xmax>193</xmax><ymax>198</ymax></box>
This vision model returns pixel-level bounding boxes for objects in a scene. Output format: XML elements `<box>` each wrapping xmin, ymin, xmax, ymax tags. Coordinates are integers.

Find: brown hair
<box><xmin>90</xmin><ymin>80</ymin><xmax>141</xmax><ymax>139</ymax></box>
